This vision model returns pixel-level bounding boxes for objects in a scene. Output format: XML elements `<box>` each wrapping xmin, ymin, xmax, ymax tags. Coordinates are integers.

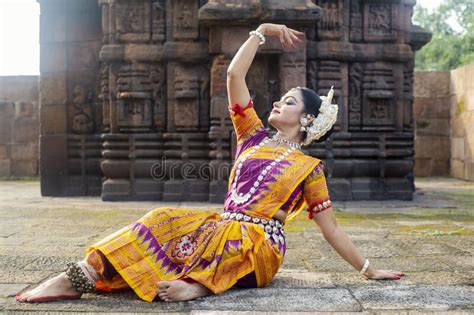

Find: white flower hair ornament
<box><xmin>298</xmin><ymin>85</ymin><xmax>338</xmax><ymax>146</ymax></box>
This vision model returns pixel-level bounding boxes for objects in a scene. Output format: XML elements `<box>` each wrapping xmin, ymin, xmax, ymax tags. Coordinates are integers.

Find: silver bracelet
<box><xmin>359</xmin><ymin>258</ymin><xmax>370</xmax><ymax>275</ymax></box>
<box><xmin>249</xmin><ymin>30</ymin><xmax>265</xmax><ymax>45</ymax></box>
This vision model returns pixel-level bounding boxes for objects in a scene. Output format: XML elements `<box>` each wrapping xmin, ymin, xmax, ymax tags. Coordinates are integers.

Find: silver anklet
<box><xmin>64</xmin><ymin>262</ymin><xmax>96</xmax><ymax>293</ymax></box>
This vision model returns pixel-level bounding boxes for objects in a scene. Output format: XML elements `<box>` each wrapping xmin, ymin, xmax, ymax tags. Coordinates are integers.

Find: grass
<box><xmin>438</xmin><ymin>191</ymin><xmax>474</xmax><ymax>209</ymax></box>
<box><xmin>0</xmin><ymin>176</ymin><xmax>39</xmax><ymax>181</ymax></box>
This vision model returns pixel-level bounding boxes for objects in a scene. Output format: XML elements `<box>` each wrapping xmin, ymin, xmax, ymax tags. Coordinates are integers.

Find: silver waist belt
<box><xmin>220</xmin><ymin>211</ymin><xmax>286</xmax><ymax>245</ymax></box>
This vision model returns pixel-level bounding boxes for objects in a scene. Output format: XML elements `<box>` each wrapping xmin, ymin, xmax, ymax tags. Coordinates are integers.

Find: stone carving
<box><xmin>174</xmin><ymin>99</ymin><xmax>199</xmax><ymax>129</ymax></box>
<box><xmin>71</xmin><ymin>85</ymin><xmax>95</xmax><ymax>134</ymax></box>
<box><xmin>172</xmin><ymin>64</ymin><xmax>207</xmax><ymax>130</ymax></box>
<box><xmin>116</xmin><ymin>1</ymin><xmax>150</xmax><ymax>43</ymax></box>
<box><xmin>175</xmin><ymin>65</ymin><xmax>200</xmax><ymax>99</ymax></box>
<box><xmin>100</xmin><ymin>64</ymin><xmax>110</xmax><ymax>130</ymax></box>
<box><xmin>116</xmin><ymin>64</ymin><xmax>152</xmax><ymax>130</ymax></box>
<box><xmin>349</xmin><ymin>63</ymin><xmax>363</xmax><ymax>128</ymax></box>
<box><xmin>362</xmin><ymin>63</ymin><xmax>395</xmax><ymax>128</ymax></box>
<box><xmin>150</xmin><ymin>65</ymin><xmax>166</xmax><ymax>129</ymax></box>
<box><xmin>307</xmin><ymin>61</ymin><xmax>318</xmax><ymax>92</ymax></box>
<box><xmin>403</xmin><ymin>60</ymin><xmax>415</xmax><ymax>130</ymax></box>
<box><xmin>318</xmin><ymin>0</ymin><xmax>342</xmax><ymax>39</ymax></box>
<box><xmin>364</xmin><ymin>2</ymin><xmax>397</xmax><ymax>41</ymax></box>
<box><xmin>152</xmin><ymin>0</ymin><xmax>166</xmax><ymax>43</ymax></box>
<box><xmin>173</xmin><ymin>0</ymin><xmax>199</xmax><ymax>39</ymax></box>
<box><xmin>350</xmin><ymin>0</ymin><xmax>362</xmax><ymax>42</ymax></box>
<box><xmin>279</xmin><ymin>53</ymin><xmax>306</xmax><ymax>94</ymax></box>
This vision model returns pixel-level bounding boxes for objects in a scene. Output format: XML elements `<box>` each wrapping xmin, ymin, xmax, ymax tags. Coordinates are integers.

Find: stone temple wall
<box><xmin>0</xmin><ymin>76</ymin><xmax>39</xmax><ymax>177</ymax></box>
<box><xmin>37</xmin><ymin>0</ymin><xmax>431</xmax><ymax>201</ymax></box>
<box><xmin>413</xmin><ymin>63</ymin><xmax>474</xmax><ymax>181</ymax></box>
<box><xmin>450</xmin><ymin>63</ymin><xmax>474</xmax><ymax>181</ymax></box>
<box><xmin>413</xmin><ymin>71</ymin><xmax>451</xmax><ymax>176</ymax></box>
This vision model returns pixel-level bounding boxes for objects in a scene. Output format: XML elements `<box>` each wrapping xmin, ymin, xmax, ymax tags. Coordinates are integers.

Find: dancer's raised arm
<box><xmin>227</xmin><ymin>23</ymin><xmax>303</xmax><ymax>109</ymax></box>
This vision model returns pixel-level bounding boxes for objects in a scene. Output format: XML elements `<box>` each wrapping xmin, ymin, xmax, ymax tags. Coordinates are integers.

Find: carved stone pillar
<box><xmin>305</xmin><ymin>0</ymin><xmax>429</xmax><ymax>200</ymax></box>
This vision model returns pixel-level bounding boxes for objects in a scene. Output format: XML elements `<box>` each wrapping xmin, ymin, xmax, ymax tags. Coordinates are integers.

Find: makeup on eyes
<box><xmin>284</xmin><ymin>96</ymin><xmax>297</xmax><ymax>104</ymax></box>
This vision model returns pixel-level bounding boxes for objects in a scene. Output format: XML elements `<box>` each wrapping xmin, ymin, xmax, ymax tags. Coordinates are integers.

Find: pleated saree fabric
<box><xmin>84</xmin><ymin>98</ymin><xmax>331</xmax><ymax>302</ymax></box>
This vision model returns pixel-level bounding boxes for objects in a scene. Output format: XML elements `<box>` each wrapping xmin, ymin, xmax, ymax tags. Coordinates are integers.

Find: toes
<box><xmin>158</xmin><ymin>292</ymin><xmax>167</xmax><ymax>300</ymax></box>
<box><xmin>17</xmin><ymin>291</ymin><xmax>33</xmax><ymax>302</ymax></box>
<box><xmin>157</xmin><ymin>281</ymin><xmax>171</xmax><ymax>289</ymax></box>
<box><xmin>158</xmin><ymin>292</ymin><xmax>172</xmax><ymax>303</ymax></box>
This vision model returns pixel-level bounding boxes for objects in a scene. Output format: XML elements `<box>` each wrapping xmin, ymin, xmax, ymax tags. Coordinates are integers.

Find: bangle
<box><xmin>249</xmin><ymin>30</ymin><xmax>265</xmax><ymax>45</ymax></box>
<box><xmin>359</xmin><ymin>258</ymin><xmax>370</xmax><ymax>275</ymax></box>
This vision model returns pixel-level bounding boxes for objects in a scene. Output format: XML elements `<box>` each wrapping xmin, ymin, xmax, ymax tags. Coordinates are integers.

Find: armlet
<box><xmin>228</xmin><ymin>99</ymin><xmax>253</xmax><ymax>117</ymax></box>
<box><xmin>307</xmin><ymin>198</ymin><xmax>332</xmax><ymax>219</ymax></box>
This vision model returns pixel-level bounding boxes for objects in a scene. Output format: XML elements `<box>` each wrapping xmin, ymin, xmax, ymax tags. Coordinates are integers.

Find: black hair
<box><xmin>299</xmin><ymin>87</ymin><xmax>335</xmax><ymax>143</ymax></box>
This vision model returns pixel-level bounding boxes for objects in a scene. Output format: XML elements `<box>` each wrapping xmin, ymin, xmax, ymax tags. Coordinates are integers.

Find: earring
<box><xmin>300</xmin><ymin>115</ymin><xmax>310</xmax><ymax>132</ymax></box>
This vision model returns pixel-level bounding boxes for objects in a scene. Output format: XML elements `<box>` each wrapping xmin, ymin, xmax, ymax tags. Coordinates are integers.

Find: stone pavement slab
<box><xmin>0</xmin><ymin>177</ymin><xmax>473</xmax><ymax>314</ymax></box>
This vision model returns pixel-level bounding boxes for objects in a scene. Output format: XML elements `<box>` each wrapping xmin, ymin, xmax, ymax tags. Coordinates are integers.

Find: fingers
<box><xmin>288</xmin><ymin>31</ymin><xmax>303</xmax><ymax>44</ymax></box>
<box><xmin>279</xmin><ymin>32</ymin><xmax>285</xmax><ymax>48</ymax></box>
<box><xmin>383</xmin><ymin>269</ymin><xmax>405</xmax><ymax>280</ymax></box>
<box><xmin>282</xmin><ymin>27</ymin><xmax>295</xmax><ymax>48</ymax></box>
<box><xmin>288</xmin><ymin>28</ymin><xmax>305</xmax><ymax>42</ymax></box>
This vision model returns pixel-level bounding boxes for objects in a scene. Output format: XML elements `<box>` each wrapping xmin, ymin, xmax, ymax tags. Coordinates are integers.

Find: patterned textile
<box><xmin>84</xmin><ymin>98</ymin><xmax>332</xmax><ymax>302</ymax></box>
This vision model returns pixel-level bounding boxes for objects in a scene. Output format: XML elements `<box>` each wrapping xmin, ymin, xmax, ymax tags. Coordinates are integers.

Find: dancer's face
<box><xmin>268</xmin><ymin>88</ymin><xmax>305</xmax><ymax>130</ymax></box>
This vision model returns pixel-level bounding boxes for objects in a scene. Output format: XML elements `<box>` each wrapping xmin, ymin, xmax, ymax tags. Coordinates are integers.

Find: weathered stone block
<box><xmin>413</xmin><ymin>96</ymin><xmax>451</xmax><ymax>120</ymax></box>
<box><xmin>432</xmin><ymin>158</ymin><xmax>450</xmax><ymax>176</ymax></box>
<box><xmin>10</xmin><ymin>143</ymin><xmax>38</xmax><ymax>161</ymax></box>
<box><xmin>0</xmin><ymin>159</ymin><xmax>11</xmax><ymax>177</ymax></box>
<box><xmin>39</xmin><ymin>11</ymin><xmax>67</xmax><ymax>43</ymax></box>
<box><xmin>13</xmin><ymin>116</ymin><xmax>38</xmax><ymax>143</ymax></box>
<box><xmin>415</xmin><ymin>136</ymin><xmax>450</xmax><ymax>160</ymax></box>
<box><xmin>39</xmin><ymin>135</ymin><xmax>67</xmax><ymax>176</ymax></box>
<box><xmin>39</xmin><ymin>73</ymin><xmax>67</xmax><ymax>106</ymax></box>
<box><xmin>451</xmin><ymin>114</ymin><xmax>466</xmax><ymax>138</ymax></box>
<box><xmin>451</xmin><ymin>137</ymin><xmax>465</xmax><ymax>160</ymax></box>
<box><xmin>416</xmin><ymin>118</ymin><xmax>450</xmax><ymax>137</ymax></box>
<box><xmin>0</xmin><ymin>101</ymin><xmax>14</xmax><ymax>143</ymax></box>
<box><xmin>0</xmin><ymin>145</ymin><xmax>7</xmax><ymax>159</ymax></box>
<box><xmin>451</xmin><ymin>159</ymin><xmax>465</xmax><ymax>179</ymax></box>
<box><xmin>11</xmin><ymin>160</ymin><xmax>38</xmax><ymax>177</ymax></box>
<box><xmin>40</xmin><ymin>43</ymin><xmax>67</xmax><ymax>73</ymax></box>
<box><xmin>414</xmin><ymin>71</ymin><xmax>450</xmax><ymax>98</ymax></box>
<box><xmin>40</xmin><ymin>104</ymin><xmax>67</xmax><ymax>134</ymax></box>
<box><xmin>414</xmin><ymin>157</ymin><xmax>431</xmax><ymax>177</ymax></box>
<box><xmin>67</xmin><ymin>10</ymin><xmax>102</xmax><ymax>42</ymax></box>
<box><xmin>67</xmin><ymin>41</ymin><xmax>101</xmax><ymax>71</ymax></box>
<box><xmin>327</xmin><ymin>178</ymin><xmax>351</xmax><ymax>201</ymax></box>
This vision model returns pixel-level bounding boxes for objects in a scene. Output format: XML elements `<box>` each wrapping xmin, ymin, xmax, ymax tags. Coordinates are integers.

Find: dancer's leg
<box><xmin>15</xmin><ymin>259</ymin><xmax>98</xmax><ymax>303</ymax></box>
<box><xmin>16</xmin><ymin>249</ymin><xmax>124</xmax><ymax>303</ymax></box>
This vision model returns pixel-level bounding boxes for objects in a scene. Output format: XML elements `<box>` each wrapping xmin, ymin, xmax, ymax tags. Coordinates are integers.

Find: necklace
<box><xmin>272</xmin><ymin>132</ymin><xmax>303</xmax><ymax>150</ymax></box>
<box><xmin>230</xmin><ymin>134</ymin><xmax>302</xmax><ymax>205</ymax></box>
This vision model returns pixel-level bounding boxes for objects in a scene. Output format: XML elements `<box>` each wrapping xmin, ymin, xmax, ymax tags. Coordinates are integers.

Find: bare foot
<box><xmin>16</xmin><ymin>272</ymin><xmax>82</xmax><ymax>303</ymax></box>
<box><xmin>156</xmin><ymin>279</ymin><xmax>210</xmax><ymax>302</ymax></box>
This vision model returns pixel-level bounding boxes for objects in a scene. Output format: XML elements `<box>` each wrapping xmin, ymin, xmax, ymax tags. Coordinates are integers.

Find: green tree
<box><xmin>414</xmin><ymin>0</ymin><xmax>474</xmax><ymax>70</ymax></box>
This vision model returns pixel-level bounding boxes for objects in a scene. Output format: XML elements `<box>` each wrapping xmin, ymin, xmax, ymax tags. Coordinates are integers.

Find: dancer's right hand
<box><xmin>256</xmin><ymin>23</ymin><xmax>305</xmax><ymax>48</ymax></box>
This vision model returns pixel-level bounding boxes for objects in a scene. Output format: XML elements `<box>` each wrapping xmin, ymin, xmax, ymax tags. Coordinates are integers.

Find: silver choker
<box><xmin>271</xmin><ymin>132</ymin><xmax>302</xmax><ymax>150</ymax></box>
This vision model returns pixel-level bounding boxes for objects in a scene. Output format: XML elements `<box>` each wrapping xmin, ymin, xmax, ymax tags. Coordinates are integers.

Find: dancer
<box><xmin>16</xmin><ymin>23</ymin><xmax>404</xmax><ymax>304</ymax></box>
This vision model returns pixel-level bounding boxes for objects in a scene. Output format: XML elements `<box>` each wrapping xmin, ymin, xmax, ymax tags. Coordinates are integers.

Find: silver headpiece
<box><xmin>298</xmin><ymin>86</ymin><xmax>338</xmax><ymax>146</ymax></box>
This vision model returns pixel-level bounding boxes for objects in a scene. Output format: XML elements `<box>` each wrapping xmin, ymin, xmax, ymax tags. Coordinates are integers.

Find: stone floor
<box><xmin>0</xmin><ymin>177</ymin><xmax>473</xmax><ymax>314</ymax></box>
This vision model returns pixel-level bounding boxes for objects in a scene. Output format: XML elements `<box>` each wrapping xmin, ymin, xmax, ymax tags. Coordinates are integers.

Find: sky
<box><xmin>0</xmin><ymin>0</ymin><xmax>457</xmax><ymax>76</ymax></box>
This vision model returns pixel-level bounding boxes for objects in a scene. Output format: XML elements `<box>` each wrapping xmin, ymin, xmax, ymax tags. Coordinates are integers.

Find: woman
<box><xmin>16</xmin><ymin>23</ymin><xmax>404</xmax><ymax>304</ymax></box>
